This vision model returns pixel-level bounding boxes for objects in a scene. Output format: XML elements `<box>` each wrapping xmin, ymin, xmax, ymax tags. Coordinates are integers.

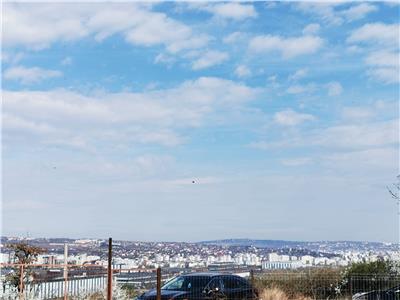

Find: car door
<box><xmin>204</xmin><ymin>277</ymin><xmax>225</xmax><ymax>300</ymax></box>
<box><xmin>221</xmin><ymin>276</ymin><xmax>251</xmax><ymax>300</ymax></box>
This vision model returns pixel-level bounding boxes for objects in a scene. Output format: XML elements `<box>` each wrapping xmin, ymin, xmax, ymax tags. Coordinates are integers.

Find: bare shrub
<box><xmin>260</xmin><ymin>287</ymin><xmax>288</xmax><ymax>300</ymax></box>
<box><xmin>255</xmin><ymin>268</ymin><xmax>343</xmax><ymax>299</ymax></box>
<box><xmin>260</xmin><ymin>287</ymin><xmax>312</xmax><ymax>300</ymax></box>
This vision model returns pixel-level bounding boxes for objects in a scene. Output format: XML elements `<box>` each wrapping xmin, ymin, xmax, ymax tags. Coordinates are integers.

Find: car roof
<box><xmin>181</xmin><ymin>272</ymin><xmax>239</xmax><ymax>278</ymax></box>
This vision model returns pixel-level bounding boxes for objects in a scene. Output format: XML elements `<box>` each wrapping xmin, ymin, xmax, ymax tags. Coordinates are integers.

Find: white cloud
<box><xmin>192</xmin><ymin>50</ymin><xmax>229</xmax><ymax>70</ymax></box>
<box><xmin>288</xmin><ymin>68</ymin><xmax>308</xmax><ymax>81</ymax></box>
<box><xmin>234</xmin><ymin>65</ymin><xmax>251</xmax><ymax>78</ymax></box>
<box><xmin>255</xmin><ymin>119</ymin><xmax>398</xmax><ymax>150</ymax></box>
<box><xmin>223</xmin><ymin>32</ymin><xmax>246</xmax><ymax>44</ymax></box>
<box><xmin>364</xmin><ymin>50</ymin><xmax>400</xmax><ymax>84</ymax></box>
<box><xmin>317</xmin><ymin>121</ymin><xmax>398</xmax><ymax>149</ymax></box>
<box><xmin>210</xmin><ymin>3</ymin><xmax>257</xmax><ymax>20</ymax></box>
<box><xmin>347</xmin><ymin>23</ymin><xmax>400</xmax><ymax>47</ymax></box>
<box><xmin>133</xmin><ymin>130</ymin><xmax>183</xmax><ymax>147</ymax></box>
<box><xmin>3</xmin><ymin>113</ymin><xmax>56</xmax><ymax>134</ymax></box>
<box><xmin>274</xmin><ymin>109</ymin><xmax>315</xmax><ymax>126</ymax></box>
<box><xmin>323</xmin><ymin>147</ymin><xmax>397</xmax><ymax>172</ymax></box>
<box><xmin>326</xmin><ymin>81</ymin><xmax>343</xmax><ymax>96</ymax></box>
<box><xmin>347</xmin><ymin>23</ymin><xmax>399</xmax><ymax>85</ymax></box>
<box><xmin>249</xmin><ymin>34</ymin><xmax>323</xmax><ymax>59</ymax></box>
<box><xmin>367</xmin><ymin>68</ymin><xmax>400</xmax><ymax>84</ymax></box>
<box><xmin>365</xmin><ymin>50</ymin><xmax>399</xmax><ymax>68</ymax></box>
<box><xmin>302</xmin><ymin>24</ymin><xmax>320</xmax><ymax>36</ymax></box>
<box><xmin>154</xmin><ymin>53</ymin><xmax>176</xmax><ymax>66</ymax></box>
<box><xmin>189</xmin><ymin>3</ymin><xmax>257</xmax><ymax>20</ymax></box>
<box><xmin>1</xmin><ymin>52</ymin><xmax>25</xmax><ymax>65</ymax></box>
<box><xmin>346</xmin><ymin>45</ymin><xmax>363</xmax><ymax>54</ymax></box>
<box><xmin>341</xmin><ymin>100</ymin><xmax>398</xmax><ymax>121</ymax></box>
<box><xmin>3</xmin><ymin>66</ymin><xmax>62</xmax><ymax>84</ymax></box>
<box><xmin>124</xmin><ymin>13</ymin><xmax>208</xmax><ymax>53</ymax></box>
<box><xmin>267</xmin><ymin>75</ymin><xmax>280</xmax><ymax>89</ymax></box>
<box><xmin>3</xmin><ymin>3</ymin><xmax>209</xmax><ymax>54</ymax></box>
<box><xmin>287</xmin><ymin>83</ymin><xmax>316</xmax><ymax>94</ymax></box>
<box><xmin>281</xmin><ymin>157</ymin><xmax>312</xmax><ymax>166</ymax></box>
<box><xmin>61</xmin><ymin>57</ymin><xmax>73</xmax><ymax>66</ymax></box>
<box><xmin>294</xmin><ymin>3</ymin><xmax>377</xmax><ymax>25</ymax></box>
<box><xmin>3</xmin><ymin>77</ymin><xmax>259</xmax><ymax>148</ymax></box>
<box><xmin>341</xmin><ymin>107</ymin><xmax>374</xmax><ymax>120</ymax></box>
<box><xmin>341</xmin><ymin>3</ymin><xmax>378</xmax><ymax>21</ymax></box>
<box><xmin>294</xmin><ymin>2</ymin><xmax>344</xmax><ymax>25</ymax></box>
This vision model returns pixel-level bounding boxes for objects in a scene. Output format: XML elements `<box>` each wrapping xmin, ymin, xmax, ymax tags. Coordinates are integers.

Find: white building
<box><xmin>0</xmin><ymin>253</ymin><xmax>11</xmax><ymax>263</ymax></box>
<box><xmin>301</xmin><ymin>255</ymin><xmax>314</xmax><ymax>266</ymax></box>
<box><xmin>262</xmin><ymin>260</ymin><xmax>303</xmax><ymax>270</ymax></box>
<box><xmin>267</xmin><ymin>253</ymin><xmax>281</xmax><ymax>262</ymax></box>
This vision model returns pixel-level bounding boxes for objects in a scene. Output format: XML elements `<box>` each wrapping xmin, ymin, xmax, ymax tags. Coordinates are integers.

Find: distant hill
<box><xmin>198</xmin><ymin>238</ymin><xmax>394</xmax><ymax>252</ymax></box>
<box><xmin>200</xmin><ymin>239</ymin><xmax>302</xmax><ymax>248</ymax></box>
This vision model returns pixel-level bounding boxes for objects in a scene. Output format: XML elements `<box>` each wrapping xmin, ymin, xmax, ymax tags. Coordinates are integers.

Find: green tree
<box><xmin>345</xmin><ymin>260</ymin><xmax>396</xmax><ymax>276</ymax></box>
<box><xmin>341</xmin><ymin>260</ymin><xmax>400</xmax><ymax>295</ymax></box>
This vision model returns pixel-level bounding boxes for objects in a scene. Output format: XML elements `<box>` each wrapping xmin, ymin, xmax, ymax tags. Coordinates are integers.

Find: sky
<box><xmin>1</xmin><ymin>1</ymin><xmax>399</xmax><ymax>243</ymax></box>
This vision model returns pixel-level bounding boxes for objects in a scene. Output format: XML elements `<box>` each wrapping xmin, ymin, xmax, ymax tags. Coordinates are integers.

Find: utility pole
<box><xmin>156</xmin><ymin>267</ymin><xmax>161</xmax><ymax>300</ymax></box>
<box><xmin>63</xmin><ymin>243</ymin><xmax>68</xmax><ymax>300</ymax></box>
<box><xmin>107</xmin><ymin>238</ymin><xmax>113</xmax><ymax>300</ymax></box>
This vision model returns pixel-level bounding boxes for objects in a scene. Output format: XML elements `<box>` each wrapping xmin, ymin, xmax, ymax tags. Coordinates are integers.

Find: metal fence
<box><xmin>1</xmin><ymin>275</ymin><xmax>107</xmax><ymax>299</ymax></box>
<box><xmin>1</xmin><ymin>264</ymin><xmax>400</xmax><ymax>300</ymax></box>
<box><xmin>0</xmin><ymin>263</ymin><xmax>109</xmax><ymax>300</ymax></box>
<box><xmin>254</xmin><ymin>271</ymin><xmax>400</xmax><ymax>299</ymax></box>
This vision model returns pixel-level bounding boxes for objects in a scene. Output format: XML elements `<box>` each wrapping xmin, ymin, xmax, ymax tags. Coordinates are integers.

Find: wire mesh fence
<box><xmin>1</xmin><ymin>263</ymin><xmax>400</xmax><ymax>300</ymax></box>
<box><xmin>254</xmin><ymin>271</ymin><xmax>400</xmax><ymax>299</ymax></box>
<box><xmin>0</xmin><ymin>263</ymin><xmax>108</xmax><ymax>300</ymax></box>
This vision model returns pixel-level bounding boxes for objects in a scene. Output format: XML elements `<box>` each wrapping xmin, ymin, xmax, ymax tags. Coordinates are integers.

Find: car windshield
<box><xmin>162</xmin><ymin>276</ymin><xmax>211</xmax><ymax>291</ymax></box>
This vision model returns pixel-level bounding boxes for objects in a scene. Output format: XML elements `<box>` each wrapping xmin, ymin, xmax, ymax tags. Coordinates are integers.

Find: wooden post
<box><xmin>250</xmin><ymin>269</ymin><xmax>255</xmax><ymax>299</ymax></box>
<box><xmin>107</xmin><ymin>238</ymin><xmax>112</xmax><ymax>300</ymax></box>
<box><xmin>156</xmin><ymin>267</ymin><xmax>161</xmax><ymax>300</ymax></box>
<box><xmin>19</xmin><ymin>264</ymin><xmax>24</xmax><ymax>300</ymax></box>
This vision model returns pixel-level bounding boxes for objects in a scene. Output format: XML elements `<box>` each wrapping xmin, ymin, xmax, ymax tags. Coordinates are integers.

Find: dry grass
<box><xmin>260</xmin><ymin>287</ymin><xmax>288</xmax><ymax>300</ymax></box>
<box><xmin>260</xmin><ymin>287</ymin><xmax>312</xmax><ymax>300</ymax></box>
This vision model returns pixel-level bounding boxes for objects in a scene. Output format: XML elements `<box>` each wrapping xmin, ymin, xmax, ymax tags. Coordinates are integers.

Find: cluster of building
<box><xmin>1</xmin><ymin>237</ymin><xmax>399</xmax><ymax>272</ymax></box>
<box><xmin>261</xmin><ymin>252</ymin><xmax>347</xmax><ymax>270</ymax></box>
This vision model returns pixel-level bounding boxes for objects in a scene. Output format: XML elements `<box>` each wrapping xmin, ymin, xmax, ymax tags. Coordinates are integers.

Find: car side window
<box><xmin>207</xmin><ymin>278</ymin><xmax>222</xmax><ymax>291</ymax></box>
<box><xmin>237</xmin><ymin>278</ymin><xmax>250</xmax><ymax>288</ymax></box>
<box><xmin>222</xmin><ymin>276</ymin><xmax>245</xmax><ymax>289</ymax></box>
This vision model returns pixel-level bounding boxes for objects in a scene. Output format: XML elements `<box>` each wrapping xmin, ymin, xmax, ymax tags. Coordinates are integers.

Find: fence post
<box><xmin>19</xmin><ymin>264</ymin><xmax>24</xmax><ymax>300</ymax></box>
<box><xmin>156</xmin><ymin>267</ymin><xmax>161</xmax><ymax>300</ymax></box>
<box><xmin>107</xmin><ymin>238</ymin><xmax>113</xmax><ymax>300</ymax></box>
<box><xmin>349</xmin><ymin>276</ymin><xmax>353</xmax><ymax>296</ymax></box>
<box><xmin>250</xmin><ymin>269</ymin><xmax>255</xmax><ymax>299</ymax></box>
<box><xmin>64</xmin><ymin>243</ymin><xmax>68</xmax><ymax>300</ymax></box>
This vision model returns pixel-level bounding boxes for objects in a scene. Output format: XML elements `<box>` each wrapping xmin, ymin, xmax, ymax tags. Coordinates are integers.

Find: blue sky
<box><xmin>2</xmin><ymin>2</ymin><xmax>399</xmax><ymax>242</ymax></box>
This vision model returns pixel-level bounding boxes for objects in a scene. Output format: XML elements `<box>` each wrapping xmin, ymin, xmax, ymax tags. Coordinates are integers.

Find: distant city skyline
<box><xmin>1</xmin><ymin>235</ymin><xmax>398</xmax><ymax>245</ymax></box>
<box><xmin>2</xmin><ymin>2</ymin><xmax>399</xmax><ymax>242</ymax></box>
<box><xmin>2</xmin><ymin>236</ymin><xmax>398</xmax><ymax>272</ymax></box>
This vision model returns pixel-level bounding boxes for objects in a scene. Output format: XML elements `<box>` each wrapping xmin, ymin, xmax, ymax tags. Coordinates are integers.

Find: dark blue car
<box><xmin>352</xmin><ymin>285</ymin><xmax>400</xmax><ymax>300</ymax></box>
<box><xmin>136</xmin><ymin>273</ymin><xmax>257</xmax><ymax>300</ymax></box>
